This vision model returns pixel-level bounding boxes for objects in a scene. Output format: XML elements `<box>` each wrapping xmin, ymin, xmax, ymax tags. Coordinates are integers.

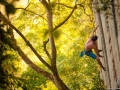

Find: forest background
<box><xmin>0</xmin><ymin>0</ymin><xmax>105</xmax><ymax>90</ymax></box>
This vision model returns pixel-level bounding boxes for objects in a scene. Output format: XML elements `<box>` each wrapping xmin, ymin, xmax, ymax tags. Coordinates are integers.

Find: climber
<box><xmin>80</xmin><ymin>25</ymin><xmax>106</xmax><ymax>71</ymax></box>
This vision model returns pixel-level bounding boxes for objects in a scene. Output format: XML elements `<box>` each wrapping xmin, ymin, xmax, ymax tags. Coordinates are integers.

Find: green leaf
<box><xmin>54</xmin><ymin>30</ymin><xmax>61</xmax><ymax>39</ymax></box>
<box><xmin>5</xmin><ymin>4</ymin><xmax>16</xmax><ymax>15</ymax></box>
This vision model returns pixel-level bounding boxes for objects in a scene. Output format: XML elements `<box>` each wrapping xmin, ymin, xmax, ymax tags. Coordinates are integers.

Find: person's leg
<box><xmin>85</xmin><ymin>51</ymin><xmax>106</xmax><ymax>71</ymax></box>
<box><xmin>96</xmin><ymin>57</ymin><xmax>106</xmax><ymax>71</ymax></box>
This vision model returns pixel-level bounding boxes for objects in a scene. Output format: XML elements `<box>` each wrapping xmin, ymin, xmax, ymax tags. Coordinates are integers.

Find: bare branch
<box><xmin>55</xmin><ymin>3</ymin><xmax>73</xmax><ymax>9</ymax></box>
<box><xmin>53</xmin><ymin>5</ymin><xmax>77</xmax><ymax>31</ymax></box>
<box><xmin>0</xmin><ymin>12</ymin><xmax>52</xmax><ymax>71</ymax></box>
<box><xmin>15</xmin><ymin>3</ymin><xmax>47</xmax><ymax>21</ymax></box>
<box><xmin>77</xmin><ymin>4</ymin><xmax>93</xmax><ymax>22</ymax></box>
<box><xmin>15</xmin><ymin>45</ymin><xmax>53</xmax><ymax>81</ymax></box>
<box><xmin>43</xmin><ymin>39</ymin><xmax>51</xmax><ymax>59</ymax></box>
<box><xmin>0</xmin><ymin>23</ymin><xmax>53</xmax><ymax>80</ymax></box>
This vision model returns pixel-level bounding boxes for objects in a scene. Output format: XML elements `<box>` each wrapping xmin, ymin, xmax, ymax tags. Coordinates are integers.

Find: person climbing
<box><xmin>80</xmin><ymin>25</ymin><xmax>106</xmax><ymax>71</ymax></box>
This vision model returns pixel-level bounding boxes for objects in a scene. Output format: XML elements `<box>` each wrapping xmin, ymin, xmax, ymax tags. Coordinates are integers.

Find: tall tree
<box><xmin>0</xmin><ymin>0</ymin><xmax>77</xmax><ymax>89</ymax></box>
<box><xmin>0</xmin><ymin>0</ymin><xmax>95</xmax><ymax>89</ymax></box>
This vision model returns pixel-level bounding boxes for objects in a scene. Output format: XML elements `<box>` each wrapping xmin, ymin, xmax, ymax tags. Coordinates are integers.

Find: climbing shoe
<box><xmin>80</xmin><ymin>51</ymin><xmax>84</xmax><ymax>57</ymax></box>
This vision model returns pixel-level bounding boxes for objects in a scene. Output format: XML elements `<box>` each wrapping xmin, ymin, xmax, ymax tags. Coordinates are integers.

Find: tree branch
<box><xmin>77</xmin><ymin>4</ymin><xmax>93</xmax><ymax>22</ymax></box>
<box><xmin>15</xmin><ymin>3</ymin><xmax>47</xmax><ymax>21</ymax></box>
<box><xmin>55</xmin><ymin>3</ymin><xmax>73</xmax><ymax>9</ymax></box>
<box><xmin>39</xmin><ymin>0</ymin><xmax>50</xmax><ymax>11</ymax></box>
<box><xmin>0</xmin><ymin>12</ymin><xmax>52</xmax><ymax>71</ymax></box>
<box><xmin>0</xmin><ymin>28</ymin><xmax>53</xmax><ymax>80</ymax></box>
<box><xmin>15</xmin><ymin>45</ymin><xmax>53</xmax><ymax>81</ymax></box>
<box><xmin>43</xmin><ymin>39</ymin><xmax>51</xmax><ymax>59</ymax></box>
<box><xmin>53</xmin><ymin>4</ymin><xmax>77</xmax><ymax>31</ymax></box>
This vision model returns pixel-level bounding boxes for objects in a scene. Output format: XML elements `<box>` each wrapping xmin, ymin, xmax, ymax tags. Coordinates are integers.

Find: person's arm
<box><xmin>93</xmin><ymin>45</ymin><xmax>103</xmax><ymax>57</ymax></box>
<box><xmin>90</xmin><ymin>25</ymin><xmax>99</xmax><ymax>37</ymax></box>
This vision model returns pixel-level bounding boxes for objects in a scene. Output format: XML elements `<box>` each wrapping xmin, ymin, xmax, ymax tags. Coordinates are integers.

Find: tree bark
<box><xmin>52</xmin><ymin>74</ymin><xmax>70</xmax><ymax>90</ymax></box>
<box><xmin>39</xmin><ymin>0</ymin><xmax>72</xmax><ymax>89</ymax></box>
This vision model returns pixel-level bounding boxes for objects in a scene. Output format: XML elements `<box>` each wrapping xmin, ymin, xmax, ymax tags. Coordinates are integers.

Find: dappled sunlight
<box><xmin>42</xmin><ymin>81</ymin><xmax>57</xmax><ymax>90</ymax></box>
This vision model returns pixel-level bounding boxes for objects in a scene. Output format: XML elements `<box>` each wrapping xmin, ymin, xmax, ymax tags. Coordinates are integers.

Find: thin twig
<box><xmin>53</xmin><ymin>4</ymin><xmax>77</xmax><ymax>31</ymax></box>
<box><xmin>43</xmin><ymin>39</ymin><xmax>51</xmax><ymax>60</ymax></box>
<box><xmin>77</xmin><ymin>4</ymin><xmax>92</xmax><ymax>20</ymax></box>
<box><xmin>15</xmin><ymin>7</ymin><xmax>47</xmax><ymax>21</ymax></box>
<box><xmin>54</xmin><ymin>3</ymin><xmax>73</xmax><ymax>9</ymax></box>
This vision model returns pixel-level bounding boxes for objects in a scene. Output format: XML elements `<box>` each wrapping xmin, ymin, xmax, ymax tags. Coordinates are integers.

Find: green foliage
<box><xmin>0</xmin><ymin>19</ymin><xmax>18</xmax><ymax>89</ymax></box>
<box><xmin>20</xmin><ymin>67</ymin><xmax>47</xmax><ymax>90</ymax></box>
<box><xmin>57</xmin><ymin>44</ymin><xmax>105</xmax><ymax>90</ymax></box>
<box><xmin>0</xmin><ymin>44</ymin><xmax>21</xmax><ymax>89</ymax></box>
<box><xmin>5</xmin><ymin>4</ymin><xmax>16</xmax><ymax>15</ymax></box>
<box><xmin>0</xmin><ymin>0</ymin><xmax>17</xmax><ymax>15</ymax></box>
<box><xmin>54</xmin><ymin>30</ymin><xmax>61</xmax><ymax>39</ymax></box>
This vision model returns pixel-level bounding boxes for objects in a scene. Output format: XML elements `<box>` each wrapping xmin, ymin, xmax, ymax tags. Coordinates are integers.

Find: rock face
<box><xmin>92</xmin><ymin>0</ymin><xmax>120</xmax><ymax>89</ymax></box>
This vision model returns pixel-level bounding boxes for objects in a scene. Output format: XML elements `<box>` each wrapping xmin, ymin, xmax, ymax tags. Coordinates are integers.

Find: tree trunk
<box><xmin>0</xmin><ymin>0</ymin><xmax>77</xmax><ymax>89</ymax></box>
<box><xmin>46</xmin><ymin>8</ymin><xmax>70</xmax><ymax>90</ymax></box>
<box><xmin>40</xmin><ymin>1</ymin><xmax>70</xmax><ymax>89</ymax></box>
<box><xmin>52</xmin><ymin>74</ymin><xmax>70</xmax><ymax>90</ymax></box>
